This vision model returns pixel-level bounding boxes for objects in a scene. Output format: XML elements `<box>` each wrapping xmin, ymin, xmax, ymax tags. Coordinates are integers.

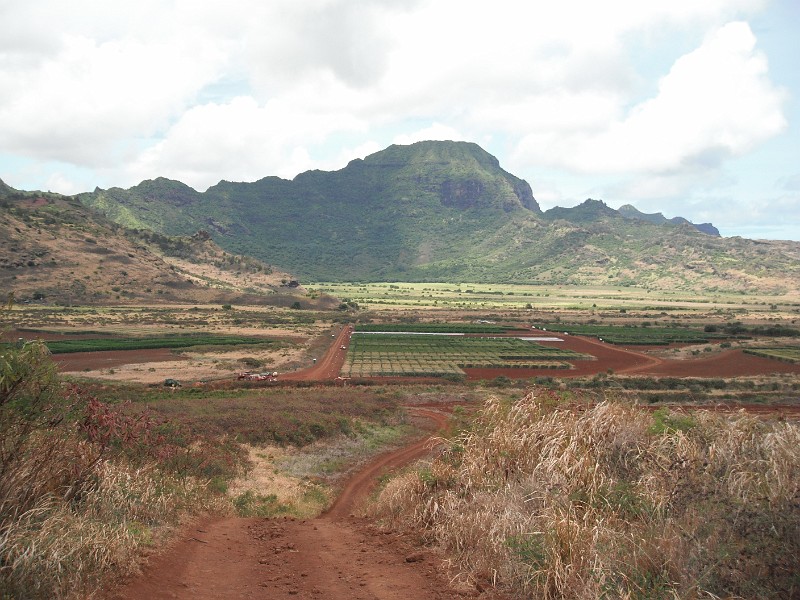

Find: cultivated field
<box><xmin>344</xmin><ymin>331</ymin><xmax>590</xmax><ymax>377</ymax></box>
<box><xmin>4</xmin><ymin>283</ymin><xmax>799</xmax><ymax>388</ymax></box>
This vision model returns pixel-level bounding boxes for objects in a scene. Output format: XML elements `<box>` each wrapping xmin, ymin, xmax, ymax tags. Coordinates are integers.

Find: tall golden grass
<box><xmin>372</xmin><ymin>393</ymin><xmax>800</xmax><ymax>598</ymax></box>
<box><xmin>1</xmin><ymin>459</ymin><xmax>227</xmax><ymax>598</ymax></box>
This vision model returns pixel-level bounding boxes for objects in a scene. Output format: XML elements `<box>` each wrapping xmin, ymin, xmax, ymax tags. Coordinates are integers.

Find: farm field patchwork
<box><xmin>310</xmin><ymin>281</ymin><xmax>800</xmax><ymax>318</ymax></box>
<box><xmin>343</xmin><ymin>332</ymin><xmax>591</xmax><ymax>378</ymax></box>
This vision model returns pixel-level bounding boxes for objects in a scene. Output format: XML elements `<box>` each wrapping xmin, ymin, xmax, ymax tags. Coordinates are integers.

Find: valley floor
<box><xmin>50</xmin><ymin>326</ymin><xmax>800</xmax><ymax>384</ymax></box>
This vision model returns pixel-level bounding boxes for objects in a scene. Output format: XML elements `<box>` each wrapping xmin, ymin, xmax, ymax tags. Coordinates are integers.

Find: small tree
<box><xmin>0</xmin><ymin>338</ymin><xmax>71</xmax><ymax>515</ymax></box>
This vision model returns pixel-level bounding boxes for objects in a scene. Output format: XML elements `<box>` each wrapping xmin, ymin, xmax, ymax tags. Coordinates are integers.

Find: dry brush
<box><xmin>372</xmin><ymin>392</ymin><xmax>800</xmax><ymax>599</ymax></box>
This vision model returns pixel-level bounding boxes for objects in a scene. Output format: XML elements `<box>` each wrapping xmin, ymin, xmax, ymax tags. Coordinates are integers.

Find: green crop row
<box><xmin>743</xmin><ymin>347</ymin><xmax>800</xmax><ymax>364</ymax></box>
<box><xmin>345</xmin><ymin>365</ymin><xmax>465</xmax><ymax>377</ymax></box>
<box><xmin>349</xmin><ymin>335</ymin><xmax>587</xmax><ymax>358</ymax></box>
<box><xmin>459</xmin><ymin>362</ymin><xmax>570</xmax><ymax>370</ymax></box>
<box><xmin>534</xmin><ymin>324</ymin><xmax>723</xmax><ymax>345</ymax></box>
<box><xmin>41</xmin><ymin>335</ymin><xmax>277</xmax><ymax>354</ymax></box>
<box><xmin>355</xmin><ymin>323</ymin><xmax>514</xmax><ymax>333</ymax></box>
<box><xmin>343</xmin><ymin>333</ymin><xmax>588</xmax><ymax>378</ymax></box>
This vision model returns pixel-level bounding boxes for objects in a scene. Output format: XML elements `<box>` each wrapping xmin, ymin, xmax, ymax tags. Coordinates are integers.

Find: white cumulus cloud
<box><xmin>128</xmin><ymin>95</ymin><xmax>366</xmax><ymax>188</ymax></box>
<box><xmin>514</xmin><ymin>22</ymin><xmax>786</xmax><ymax>175</ymax></box>
<box><xmin>0</xmin><ymin>0</ymin><xmax>796</xmax><ymax>238</ymax></box>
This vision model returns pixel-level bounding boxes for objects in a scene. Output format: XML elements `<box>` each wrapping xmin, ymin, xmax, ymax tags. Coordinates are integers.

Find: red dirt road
<box><xmin>325</xmin><ymin>407</ymin><xmax>448</xmax><ymax>520</ymax></box>
<box><xmin>103</xmin><ymin>406</ymin><xmax>492</xmax><ymax>600</ymax></box>
<box><xmin>283</xmin><ymin>326</ymin><xmax>353</xmax><ymax>382</ymax></box>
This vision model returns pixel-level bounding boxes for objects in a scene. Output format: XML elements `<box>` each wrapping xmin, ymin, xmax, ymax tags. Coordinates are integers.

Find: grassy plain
<box><xmin>311</xmin><ymin>281</ymin><xmax>800</xmax><ymax>319</ymax></box>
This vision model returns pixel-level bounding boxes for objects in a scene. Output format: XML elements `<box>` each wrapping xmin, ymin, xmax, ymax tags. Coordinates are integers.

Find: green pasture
<box><xmin>343</xmin><ymin>333</ymin><xmax>590</xmax><ymax>378</ymax></box>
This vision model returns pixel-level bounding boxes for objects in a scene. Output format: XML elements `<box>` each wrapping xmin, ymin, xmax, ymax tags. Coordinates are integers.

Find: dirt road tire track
<box><xmin>325</xmin><ymin>408</ymin><xmax>449</xmax><ymax>520</ymax></box>
<box><xmin>103</xmin><ymin>406</ymin><xmax>487</xmax><ymax>600</ymax></box>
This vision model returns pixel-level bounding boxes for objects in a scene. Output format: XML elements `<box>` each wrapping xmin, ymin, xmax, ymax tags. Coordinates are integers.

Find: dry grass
<box><xmin>372</xmin><ymin>392</ymin><xmax>800</xmax><ymax>599</ymax></box>
<box><xmin>0</xmin><ymin>433</ymin><xmax>229</xmax><ymax>599</ymax></box>
<box><xmin>226</xmin><ymin>444</ymin><xmax>328</xmax><ymax>518</ymax></box>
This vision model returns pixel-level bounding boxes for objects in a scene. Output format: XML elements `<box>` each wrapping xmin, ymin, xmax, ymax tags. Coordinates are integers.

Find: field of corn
<box><xmin>373</xmin><ymin>393</ymin><xmax>800</xmax><ymax>599</ymax></box>
<box><xmin>343</xmin><ymin>334</ymin><xmax>590</xmax><ymax>377</ymax></box>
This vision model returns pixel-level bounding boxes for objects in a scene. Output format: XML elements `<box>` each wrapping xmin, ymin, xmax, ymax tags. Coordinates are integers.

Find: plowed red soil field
<box><xmin>52</xmin><ymin>348</ymin><xmax>183</xmax><ymax>371</ymax></box>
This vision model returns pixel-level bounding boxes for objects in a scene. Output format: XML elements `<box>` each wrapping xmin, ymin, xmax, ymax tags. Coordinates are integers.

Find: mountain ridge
<box><xmin>5</xmin><ymin>141</ymin><xmax>798</xmax><ymax>293</ymax></box>
<box><xmin>78</xmin><ymin>141</ymin><xmax>541</xmax><ymax>281</ymax></box>
<box><xmin>75</xmin><ymin>141</ymin><xmax>800</xmax><ymax>292</ymax></box>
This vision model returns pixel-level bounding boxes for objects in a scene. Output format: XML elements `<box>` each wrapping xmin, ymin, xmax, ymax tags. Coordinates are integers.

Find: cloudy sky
<box><xmin>1</xmin><ymin>0</ymin><xmax>798</xmax><ymax>240</ymax></box>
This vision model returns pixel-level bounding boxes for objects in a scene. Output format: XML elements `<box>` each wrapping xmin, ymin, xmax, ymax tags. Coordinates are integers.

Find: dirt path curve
<box><xmin>566</xmin><ymin>334</ymin><xmax>664</xmax><ymax>375</ymax></box>
<box><xmin>325</xmin><ymin>408</ymin><xmax>449</xmax><ymax>520</ymax></box>
<box><xmin>104</xmin><ymin>406</ymin><xmax>490</xmax><ymax>600</ymax></box>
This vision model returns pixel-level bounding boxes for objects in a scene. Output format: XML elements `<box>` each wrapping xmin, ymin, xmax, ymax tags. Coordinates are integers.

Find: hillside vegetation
<box><xmin>373</xmin><ymin>393</ymin><xmax>800</xmax><ymax>599</ymax></box>
<box><xmin>0</xmin><ymin>187</ymin><xmax>330</xmax><ymax>307</ymax></box>
<box><xmin>75</xmin><ymin>141</ymin><xmax>800</xmax><ymax>293</ymax></box>
<box><xmin>79</xmin><ymin>141</ymin><xmax>538</xmax><ymax>282</ymax></box>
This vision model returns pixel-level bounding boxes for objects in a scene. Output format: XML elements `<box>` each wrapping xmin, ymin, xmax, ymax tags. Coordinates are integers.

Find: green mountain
<box><xmin>543</xmin><ymin>198</ymin><xmax>621</xmax><ymax>224</ymax></box>
<box><xmin>64</xmin><ymin>140</ymin><xmax>800</xmax><ymax>292</ymax></box>
<box><xmin>80</xmin><ymin>141</ymin><xmax>539</xmax><ymax>281</ymax></box>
